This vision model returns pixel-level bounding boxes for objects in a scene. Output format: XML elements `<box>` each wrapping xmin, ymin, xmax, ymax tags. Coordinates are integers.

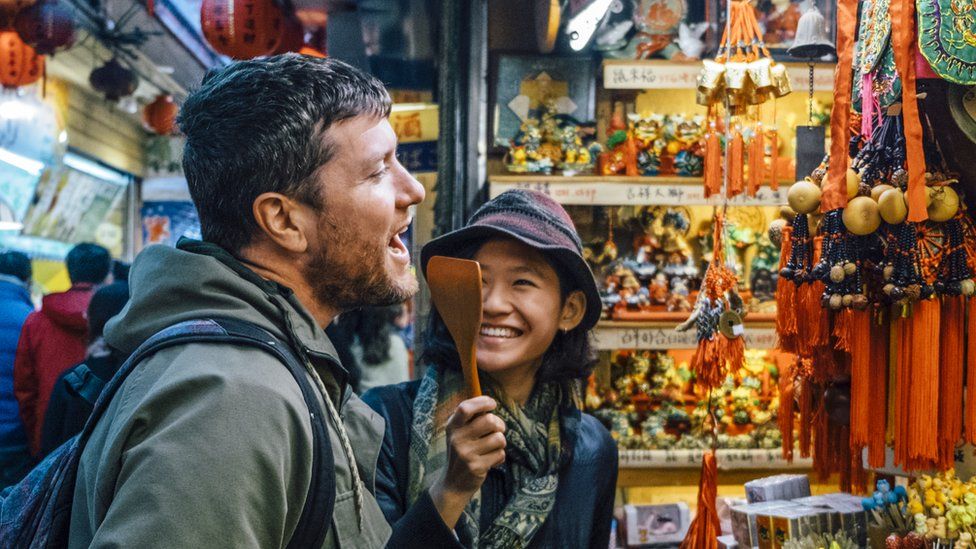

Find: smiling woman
<box><xmin>362</xmin><ymin>189</ymin><xmax>618</xmax><ymax>549</ymax></box>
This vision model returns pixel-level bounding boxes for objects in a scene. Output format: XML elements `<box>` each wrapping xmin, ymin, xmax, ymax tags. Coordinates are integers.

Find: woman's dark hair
<box><xmin>342</xmin><ymin>305</ymin><xmax>401</xmax><ymax>365</ymax></box>
<box><xmin>421</xmin><ymin>239</ymin><xmax>596</xmax><ymax>383</ymax></box>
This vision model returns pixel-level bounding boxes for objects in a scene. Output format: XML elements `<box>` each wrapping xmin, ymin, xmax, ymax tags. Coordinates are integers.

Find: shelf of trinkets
<box><xmin>594</xmin><ymin>317</ymin><xmax>776</xmax><ymax>351</ymax></box>
<box><xmin>488</xmin><ymin>175</ymin><xmax>792</xmax><ymax>207</ymax></box>
<box><xmin>586</xmin><ymin>348</ymin><xmax>797</xmax><ymax>458</ymax></box>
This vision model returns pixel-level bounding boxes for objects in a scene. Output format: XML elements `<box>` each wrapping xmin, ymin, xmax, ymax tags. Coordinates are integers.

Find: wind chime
<box><xmin>682</xmin><ymin>3</ymin><xmax>794</xmax><ymax>546</ymax></box>
<box><xmin>696</xmin><ymin>0</ymin><xmax>791</xmax><ymax>200</ymax></box>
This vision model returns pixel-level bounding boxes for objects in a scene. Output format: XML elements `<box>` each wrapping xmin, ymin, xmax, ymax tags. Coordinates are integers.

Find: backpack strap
<box><xmin>62</xmin><ymin>364</ymin><xmax>105</xmax><ymax>407</ymax></box>
<box><xmin>79</xmin><ymin>318</ymin><xmax>335</xmax><ymax>549</ymax></box>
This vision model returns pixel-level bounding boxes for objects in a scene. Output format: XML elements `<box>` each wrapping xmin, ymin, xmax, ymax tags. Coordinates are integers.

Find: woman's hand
<box><xmin>429</xmin><ymin>396</ymin><xmax>507</xmax><ymax>529</ymax></box>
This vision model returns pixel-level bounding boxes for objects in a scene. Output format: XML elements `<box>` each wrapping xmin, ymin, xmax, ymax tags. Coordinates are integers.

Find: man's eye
<box><xmin>370</xmin><ymin>166</ymin><xmax>390</xmax><ymax>179</ymax></box>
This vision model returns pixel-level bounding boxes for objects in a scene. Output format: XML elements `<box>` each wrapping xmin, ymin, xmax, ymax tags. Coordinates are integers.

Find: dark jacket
<box><xmin>363</xmin><ymin>380</ymin><xmax>618</xmax><ymax>549</ymax></box>
<box><xmin>39</xmin><ymin>346</ymin><xmax>122</xmax><ymax>457</ymax></box>
<box><xmin>0</xmin><ymin>276</ymin><xmax>32</xmax><ymax>450</ymax></box>
<box><xmin>14</xmin><ymin>283</ymin><xmax>94</xmax><ymax>455</ymax></box>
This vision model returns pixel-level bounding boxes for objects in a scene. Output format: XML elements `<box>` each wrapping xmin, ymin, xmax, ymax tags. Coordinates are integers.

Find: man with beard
<box><xmin>68</xmin><ymin>55</ymin><xmax>424</xmax><ymax>548</ymax></box>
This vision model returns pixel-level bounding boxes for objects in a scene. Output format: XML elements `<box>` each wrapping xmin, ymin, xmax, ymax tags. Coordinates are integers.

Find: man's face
<box><xmin>304</xmin><ymin>115</ymin><xmax>425</xmax><ymax>311</ymax></box>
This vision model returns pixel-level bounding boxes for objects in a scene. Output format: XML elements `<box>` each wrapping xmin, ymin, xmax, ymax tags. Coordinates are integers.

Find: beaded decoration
<box><xmin>812</xmin><ymin>210</ymin><xmax>866</xmax><ymax>309</ymax></box>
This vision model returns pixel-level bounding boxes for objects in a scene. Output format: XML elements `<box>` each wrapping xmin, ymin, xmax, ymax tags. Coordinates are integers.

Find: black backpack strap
<box><xmin>62</xmin><ymin>364</ymin><xmax>106</xmax><ymax>407</ymax></box>
<box><xmin>80</xmin><ymin>318</ymin><xmax>335</xmax><ymax>549</ymax></box>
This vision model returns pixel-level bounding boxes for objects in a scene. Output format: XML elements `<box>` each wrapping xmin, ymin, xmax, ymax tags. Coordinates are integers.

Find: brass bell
<box><xmin>787</xmin><ymin>6</ymin><xmax>836</xmax><ymax>59</ymax></box>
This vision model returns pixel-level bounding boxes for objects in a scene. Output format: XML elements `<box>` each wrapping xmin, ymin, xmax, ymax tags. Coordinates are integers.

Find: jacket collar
<box><xmin>176</xmin><ymin>238</ymin><xmax>350</xmax><ymax>401</ymax></box>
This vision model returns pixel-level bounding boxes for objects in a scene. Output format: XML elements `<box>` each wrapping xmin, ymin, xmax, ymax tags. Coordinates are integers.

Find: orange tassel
<box><xmin>778</xmin><ymin>357</ymin><xmax>797</xmax><ymax>462</ymax></box>
<box><xmin>849</xmin><ymin>309</ymin><xmax>872</xmax><ymax>449</ymax></box>
<box><xmin>939</xmin><ymin>295</ymin><xmax>966</xmax><ymax>468</ymax></box>
<box><xmin>704</xmin><ymin>124</ymin><xmax>722</xmax><ymax>198</ymax></box>
<box><xmin>900</xmin><ymin>299</ymin><xmax>940</xmax><ymax>469</ymax></box>
<box><xmin>795</xmin><ymin>282</ymin><xmax>819</xmax><ymax>357</ymax></box>
<box><xmin>748</xmin><ymin>126</ymin><xmax>764</xmax><ymax>197</ymax></box>
<box><xmin>769</xmin><ymin>130</ymin><xmax>780</xmax><ymax>190</ymax></box>
<box><xmin>799</xmin><ymin>376</ymin><xmax>814</xmax><ymax>458</ymax></box>
<box><xmin>967</xmin><ymin>297</ymin><xmax>976</xmax><ymax>444</ymax></box>
<box><xmin>728</xmin><ymin>131</ymin><xmax>744</xmax><ymax>197</ymax></box>
<box><xmin>867</xmin><ymin>313</ymin><xmax>889</xmax><ymax>468</ymax></box>
<box><xmin>680</xmin><ymin>451</ymin><xmax>720</xmax><ymax>549</ymax></box>
<box><xmin>775</xmin><ymin>225</ymin><xmax>798</xmax><ymax>353</ymax></box>
<box><xmin>833</xmin><ymin>308</ymin><xmax>854</xmax><ymax>354</ymax></box>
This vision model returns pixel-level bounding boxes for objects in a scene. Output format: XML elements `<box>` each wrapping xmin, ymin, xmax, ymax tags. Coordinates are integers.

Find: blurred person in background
<box><xmin>39</xmin><ymin>281</ymin><xmax>129</xmax><ymax>457</ymax></box>
<box><xmin>0</xmin><ymin>251</ymin><xmax>34</xmax><ymax>486</ymax></box>
<box><xmin>14</xmin><ymin>242</ymin><xmax>112</xmax><ymax>457</ymax></box>
<box><xmin>344</xmin><ymin>305</ymin><xmax>410</xmax><ymax>393</ymax></box>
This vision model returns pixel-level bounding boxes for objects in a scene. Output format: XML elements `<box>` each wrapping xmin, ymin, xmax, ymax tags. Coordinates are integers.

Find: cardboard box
<box><xmin>763</xmin><ymin>506</ymin><xmax>829</xmax><ymax>548</ymax></box>
<box><xmin>718</xmin><ymin>534</ymin><xmax>739</xmax><ymax>548</ymax></box>
<box><xmin>730</xmin><ymin>501</ymin><xmax>798</xmax><ymax>548</ymax></box>
<box><xmin>621</xmin><ymin>503</ymin><xmax>690</xmax><ymax>547</ymax></box>
<box><xmin>744</xmin><ymin>475</ymin><xmax>811</xmax><ymax>503</ymax></box>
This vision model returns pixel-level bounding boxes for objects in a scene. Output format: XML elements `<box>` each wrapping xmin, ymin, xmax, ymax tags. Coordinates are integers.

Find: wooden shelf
<box><xmin>488</xmin><ymin>176</ymin><xmax>791</xmax><ymax>207</ymax></box>
<box><xmin>618</xmin><ymin>448</ymin><xmax>812</xmax><ymax>471</ymax></box>
<box><xmin>594</xmin><ymin>316</ymin><xmax>778</xmax><ymax>350</ymax></box>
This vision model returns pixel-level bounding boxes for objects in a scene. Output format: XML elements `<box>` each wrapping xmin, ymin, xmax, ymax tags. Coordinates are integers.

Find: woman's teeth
<box><xmin>480</xmin><ymin>326</ymin><xmax>520</xmax><ymax>338</ymax></box>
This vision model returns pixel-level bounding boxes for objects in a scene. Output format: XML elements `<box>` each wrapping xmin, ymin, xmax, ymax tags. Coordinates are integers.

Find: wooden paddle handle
<box><xmin>460</xmin><ymin>345</ymin><xmax>481</xmax><ymax>397</ymax></box>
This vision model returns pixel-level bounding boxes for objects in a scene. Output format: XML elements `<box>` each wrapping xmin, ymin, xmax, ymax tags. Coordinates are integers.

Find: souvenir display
<box><xmin>586</xmin><ymin>349</ymin><xmax>784</xmax><ymax>451</ymax></box>
<box><xmin>502</xmin><ymin>97</ymin><xmax>600</xmax><ymax>175</ymax></box>
<box><xmin>600</xmin><ymin>112</ymin><xmax>706</xmax><ymax>177</ymax></box>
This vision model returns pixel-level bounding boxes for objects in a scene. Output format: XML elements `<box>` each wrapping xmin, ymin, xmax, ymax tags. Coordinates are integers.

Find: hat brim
<box><xmin>421</xmin><ymin>225</ymin><xmax>602</xmax><ymax>331</ymax></box>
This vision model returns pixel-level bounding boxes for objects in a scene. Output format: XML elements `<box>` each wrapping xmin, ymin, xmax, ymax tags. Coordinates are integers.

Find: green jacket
<box><xmin>68</xmin><ymin>240</ymin><xmax>392</xmax><ymax>548</ymax></box>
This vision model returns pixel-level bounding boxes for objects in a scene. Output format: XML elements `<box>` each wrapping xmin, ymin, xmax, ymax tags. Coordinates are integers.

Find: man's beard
<box><xmin>305</xmin><ymin>215</ymin><xmax>418</xmax><ymax>311</ymax></box>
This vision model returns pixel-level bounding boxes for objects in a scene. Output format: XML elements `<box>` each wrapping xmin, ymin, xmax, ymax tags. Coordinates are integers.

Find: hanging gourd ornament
<box><xmin>200</xmin><ymin>0</ymin><xmax>283</xmax><ymax>59</ymax></box>
<box><xmin>14</xmin><ymin>1</ymin><xmax>74</xmax><ymax>55</ymax></box>
<box><xmin>871</xmin><ymin>184</ymin><xmax>893</xmax><ymax>201</ymax></box>
<box><xmin>846</xmin><ymin>168</ymin><xmax>861</xmax><ymax>199</ymax></box>
<box><xmin>878</xmin><ymin>188</ymin><xmax>909</xmax><ymax>224</ymax></box>
<box><xmin>926</xmin><ymin>186</ymin><xmax>960</xmax><ymax>222</ymax></box>
<box><xmin>142</xmin><ymin>94</ymin><xmax>178</xmax><ymax>135</ymax></box>
<box><xmin>0</xmin><ymin>30</ymin><xmax>42</xmax><ymax>88</ymax></box>
<box><xmin>843</xmin><ymin>196</ymin><xmax>882</xmax><ymax>235</ymax></box>
<box><xmin>788</xmin><ymin>180</ymin><xmax>822</xmax><ymax>214</ymax></box>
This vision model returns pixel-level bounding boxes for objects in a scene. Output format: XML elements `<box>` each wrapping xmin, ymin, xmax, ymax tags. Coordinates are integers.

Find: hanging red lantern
<box><xmin>0</xmin><ymin>30</ymin><xmax>43</xmax><ymax>89</ymax></box>
<box><xmin>89</xmin><ymin>58</ymin><xmax>137</xmax><ymax>101</ymax></box>
<box><xmin>272</xmin><ymin>16</ymin><xmax>303</xmax><ymax>54</ymax></box>
<box><xmin>0</xmin><ymin>0</ymin><xmax>34</xmax><ymax>24</ymax></box>
<box><xmin>142</xmin><ymin>94</ymin><xmax>178</xmax><ymax>135</ymax></box>
<box><xmin>14</xmin><ymin>1</ymin><xmax>74</xmax><ymax>56</ymax></box>
<box><xmin>200</xmin><ymin>0</ymin><xmax>283</xmax><ymax>60</ymax></box>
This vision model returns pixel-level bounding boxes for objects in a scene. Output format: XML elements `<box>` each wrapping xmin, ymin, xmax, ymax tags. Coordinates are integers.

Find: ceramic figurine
<box><xmin>668</xmin><ymin>114</ymin><xmax>706</xmax><ymax>176</ymax></box>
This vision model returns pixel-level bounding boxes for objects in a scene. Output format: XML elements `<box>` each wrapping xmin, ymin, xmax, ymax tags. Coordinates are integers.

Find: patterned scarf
<box><xmin>407</xmin><ymin>365</ymin><xmax>580</xmax><ymax>548</ymax></box>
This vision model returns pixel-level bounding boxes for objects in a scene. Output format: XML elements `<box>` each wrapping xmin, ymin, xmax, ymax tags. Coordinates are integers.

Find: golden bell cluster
<box><xmin>697</xmin><ymin>57</ymin><xmax>792</xmax><ymax>110</ymax></box>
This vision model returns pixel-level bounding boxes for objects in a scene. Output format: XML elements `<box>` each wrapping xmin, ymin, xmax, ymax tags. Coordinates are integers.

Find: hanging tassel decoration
<box><xmin>680</xmin><ymin>450</ymin><xmax>720</xmax><ymax>549</ymax></box>
<box><xmin>748</xmin><ymin>122</ymin><xmax>764</xmax><ymax>197</ymax></box>
<box><xmin>769</xmin><ymin>128</ymin><xmax>780</xmax><ymax>190</ymax></box>
<box><xmin>867</xmin><ymin>312</ymin><xmax>889</xmax><ymax>468</ymax></box>
<box><xmin>967</xmin><ymin>296</ymin><xmax>976</xmax><ymax>444</ymax></box>
<box><xmin>778</xmin><ymin>357</ymin><xmax>798</xmax><ymax>462</ymax></box>
<box><xmin>775</xmin><ymin>224</ymin><xmax>798</xmax><ymax>353</ymax></box>
<box><xmin>938</xmin><ymin>295</ymin><xmax>965</xmax><ymax>469</ymax></box>
<box><xmin>704</xmin><ymin>113</ymin><xmax>723</xmax><ymax>198</ymax></box>
<box><xmin>728</xmin><ymin>130</ymin><xmax>744</xmax><ymax>198</ymax></box>
<box><xmin>848</xmin><ymin>308</ymin><xmax>872</xmax><ymax>448</ymax></box>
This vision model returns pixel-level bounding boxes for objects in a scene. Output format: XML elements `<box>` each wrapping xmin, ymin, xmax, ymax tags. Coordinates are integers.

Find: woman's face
<box><xmin>473</xmin><ymin>238</ymin><xmax>585</xmax><ymax>384</ymax></box>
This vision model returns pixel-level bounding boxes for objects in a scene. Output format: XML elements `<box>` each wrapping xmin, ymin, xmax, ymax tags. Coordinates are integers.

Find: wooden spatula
<box><xmin>426</xmin><ymin>256</ymin><xmax>483</xmax><ymax>397</ymax></box>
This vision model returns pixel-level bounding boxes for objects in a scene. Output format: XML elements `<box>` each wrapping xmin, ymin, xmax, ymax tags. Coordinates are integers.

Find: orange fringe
<box><xmin>867</xmin><ymin>313</ymin><xmax>889</xmax><ymax>468</ymax></box>
<box><xmin>776</xmin><ymin>227</ymin><xmax>798</xmax><ymax>354</ymax></box>
<box><xmin>939</xmin><ymin>295</ymin><xmax>965</xmax><ymax>469</ymax></box>
<box><xmin>728</xmin><ymin>131</ymin><xmax>744</xmax><ymax>198</ymax></box>
<box><xmin>812</xmin><ymin>395</ymin><xmax>830</xmax><ymax>481</ymax></box>
<box><xmin>967</xmin><ymin>297</ymin><xmax>976</xmax><ymax>444</ymax></box>
<box><xmin>896</xmin><ymin>300</ymin><xmax>941</xmax><ymax>470</ymax></box>
<box><xmin>849</xmin><ymin>309</ymin><xmax>872</xmax><ymax>449</ymax></box>
<box><xmin>680</xmin><ymin>451</ymin><xmax>720</xmax><ymax>549</ymax></box>
<box><xmin>778</xmin><ymin>357</ymin><xmax>798</xmax><ymax>462</ymax></box>
<box><xmin>833</xmin><ymin>308</ymin><xmax>854</xmax><ymax>354</ymax></box>
<box><xmin>799</xmin><ymin>376</ymin><xmax>814</xmax><ymax>458</ymax></box>
<box><xmin>769</xmin><ymin>130</ymin><xmax>780</xmax><ymax>190</ymax></box>
<box><xmin>704</xmin><ymin>124</ymin><xmax>722</xmax><ymax>198</ymax></box>
<box><xmin>748</xmin><ymin>126</ymin><xmax>764</xmax><ymax>197</ymax></box>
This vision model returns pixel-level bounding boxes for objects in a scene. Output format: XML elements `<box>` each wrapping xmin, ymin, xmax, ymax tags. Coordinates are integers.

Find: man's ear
<box><xmin>251</xmin><ymin>192</ymin><xmax>311</xmax><ymax>253</ymax></box>
<box><xmin>558</xmin><ymin>290</ymin><xmax>587</xmax><ymax>332</ymax></box>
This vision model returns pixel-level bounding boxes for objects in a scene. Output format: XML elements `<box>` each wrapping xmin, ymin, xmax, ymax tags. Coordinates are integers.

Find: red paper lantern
<box><xmin>0</xmin><ymin>0</ymin><xmax>35</xmax><ymax>24</ymax></box>
<box><xmin>272</xmin><ymin>15</ymin><xmax>303</xmax><ymax>54</ymax></box>
<box><xmin>143</xmin><ymin>94</ymin><xmax>178</xmax><ymax>135</ymax></box>
<box><xmin>0</xmin><ymin>30</ymin><xmax>43</xmax><ymax>89</ymax></box>
<box><xmin>14</xmin><ymin>1</ymin><xmax>75</xmax><ymax>55</ymax></box>
<box><xmin>200</xmin><ymin>0</ymin><xmax>283</xmax><ymax>60</ymax></box>
<box><xmin>89</xmin><ymin>58</ymin><xmax>137</xmax><ymax>101</ymax></box>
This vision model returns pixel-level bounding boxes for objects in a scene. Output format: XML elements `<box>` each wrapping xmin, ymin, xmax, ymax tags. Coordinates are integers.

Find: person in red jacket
<box><xmin>14</xmin><ymin>242</ymin><xmax>111</xmax><ymax>456</ymax></box>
